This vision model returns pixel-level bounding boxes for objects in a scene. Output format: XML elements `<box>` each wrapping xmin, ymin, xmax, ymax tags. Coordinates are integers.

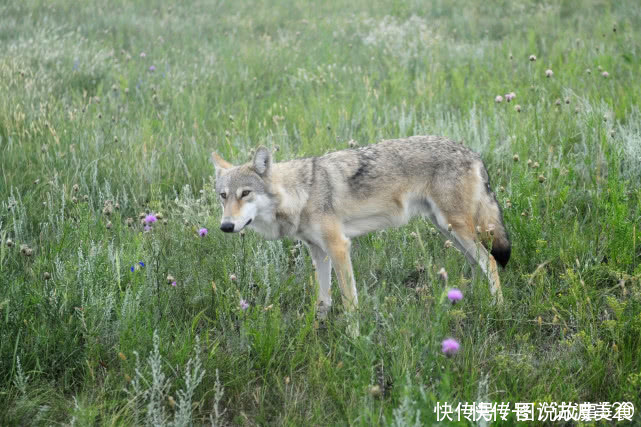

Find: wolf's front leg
<box><xmin>321</xmin><ymin>220</ymin><xmax>359</xmax><ymax>337</ymax></box>
<box><xmin>307</xmin><ymin>243</ymin><xmax>332</xmax><ymax>320</ymax></box>
<box><xmin>323</xmin><ymin>231</ymin><xmax>358</xmax><ymax>311</ymax></box>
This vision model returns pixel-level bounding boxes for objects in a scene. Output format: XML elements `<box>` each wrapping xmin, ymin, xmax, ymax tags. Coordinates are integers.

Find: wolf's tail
<box><xmin>487</xmin><ymin>220</ymin><xmax>511</xmax><ymax>268</ymax></box>
<box><xmin>478</xmin><ymin>170</ymin><xmax>511</xmax><ymax>268</ymax></box>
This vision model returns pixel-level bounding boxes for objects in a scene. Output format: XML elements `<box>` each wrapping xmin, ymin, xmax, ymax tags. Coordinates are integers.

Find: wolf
<box><xmin>212</xmin><ymin>135</ymin><xmax>510</xmax><ymax>323</ymax></box>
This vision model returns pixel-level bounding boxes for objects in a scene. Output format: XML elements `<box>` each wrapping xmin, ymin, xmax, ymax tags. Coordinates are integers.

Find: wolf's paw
<box><xmin>346</xmin><ymin>320</ymin><xmax>360</xmax><ymax>339</ymax></box>
<box><xmin>316</xmin><ymin>301</ymin><xmax>331</xmax><ymax>321</ymax></box>
<box><xmin>490</xmin><ymin>289</ymin><xmax>504</xmax><ymax>306</ymax></box>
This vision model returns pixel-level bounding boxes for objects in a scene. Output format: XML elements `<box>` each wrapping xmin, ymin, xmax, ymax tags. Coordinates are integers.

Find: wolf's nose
<box><xmin>220</xmin><ymin>222</ymin><xmax>235</xmax><ymax>233</ymax></box>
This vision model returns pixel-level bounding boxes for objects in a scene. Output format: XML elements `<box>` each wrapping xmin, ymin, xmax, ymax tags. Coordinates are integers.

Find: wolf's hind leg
<box><xmin>425</xmin><ymin>206</ymin><xmax>503</xmax><ymax>304</ymax></box>
<box><xmin>307</xmin><ymin>243</ymin><xmax>332</xmax><ymax>320</ymax></box>
<box><xmin>449</xmin><ymin>226</ymin><xmax>503</xmax><ymax>305</ymax></box>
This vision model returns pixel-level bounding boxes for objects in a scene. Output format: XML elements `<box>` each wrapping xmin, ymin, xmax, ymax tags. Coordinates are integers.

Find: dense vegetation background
<box><xmin>1</xmin><ymin>0</ymin><xmax>640</xmax><ymax>424</ymax></box>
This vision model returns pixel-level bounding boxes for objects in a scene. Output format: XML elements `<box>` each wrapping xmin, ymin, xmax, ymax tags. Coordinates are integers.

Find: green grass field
<box><xmin>1</xmin><ymin>0</ymin><xmax>640</xmax><ymax>424</ymax></box>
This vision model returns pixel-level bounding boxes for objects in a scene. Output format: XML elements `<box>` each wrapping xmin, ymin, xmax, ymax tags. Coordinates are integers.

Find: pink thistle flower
<box><xmin>143</xmin><ymin>225</ymin><xmax>152</xmax><ymax>232</ymax></box>
<box><xmin>171</xmin><ymin>281</ymin><xmax>177</xmax><ymax>287</ymax></box>
<box><xmin>144</xmin><ymin>214</ymin><xmax>157</xmax><ymax>224</ymax></box>
<box><xmin>601</xmin><ymin>71</ymin><xmax>609</xmax><ymax>78</ymax></box>
<box><xmin>447</xmin><ymin>288</ymin><xmax>463</xmax><ymax>303</ymax></box>
<box><xmin>442</xmin><ymin>338</ymin><xmax>461</xmax><ymax>356</ymax></box>
<box><xmin>495</xmin><ymin>95</ymin><xmax>503</xmax><ymax>103</ymax></box>
<box><xmin>198</xmin><ymin>227</ymin><xmax>208</xmax><ymax>237</ymax></box>
<box><xmin>240</xmin><ymin>299</ymin><xmax>249</xmax><ymax>310</ymax></box>
<box><xmin>140</xmin><ymin>52</ymin><xmax>146</xmax><ymax>58</ymax></box>
<box><xmin>545</xmin><ymin>69</ymin><xmax>554</xmax><ymax>78</ymax></box>
<box><xmin>505</xmin><ymin>92</ymin><xmax>516</xmax><ymax>102</ymax></box>
<box><xmin>149</xmin><ymin>65</ymin><xmax>156</xmax><ymax>72</ymax></box>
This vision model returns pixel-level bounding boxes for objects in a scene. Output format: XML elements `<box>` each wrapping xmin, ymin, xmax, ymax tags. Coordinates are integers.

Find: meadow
<box><xmin>1</xmin><ymin>0</ymin><xmax>640</xmax><ymax>424</ymax></box>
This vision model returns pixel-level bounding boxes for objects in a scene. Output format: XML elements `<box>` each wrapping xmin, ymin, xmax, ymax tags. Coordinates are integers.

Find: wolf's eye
<box><xmin>220</xmin><ymin>192</ymin><xmax>227</xmax><ymax>199</ymax></box>
<box><xmin>241</xmin><ymin>190</ymin><xmax>251</xmax><ymax>198</ymax></box>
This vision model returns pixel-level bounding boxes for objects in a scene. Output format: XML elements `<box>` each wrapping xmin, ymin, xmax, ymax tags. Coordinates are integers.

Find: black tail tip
<box><xmin>491</xmin><ymin>245</ymin><xmax>511</xmax><ymax>268</ymax></box>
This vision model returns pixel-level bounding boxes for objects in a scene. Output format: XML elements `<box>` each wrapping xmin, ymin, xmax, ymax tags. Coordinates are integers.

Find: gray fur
<box><xmin>212</xmin><ymin>135</ymin><xmax>511</xmax><ymax>326</ymax></box>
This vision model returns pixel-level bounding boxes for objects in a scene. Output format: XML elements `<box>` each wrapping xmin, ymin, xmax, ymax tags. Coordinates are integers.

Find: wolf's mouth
<box><xmin>244</xmin><ymin>218</ymin><xmax>253</xmax><ymax>227</ymax></box>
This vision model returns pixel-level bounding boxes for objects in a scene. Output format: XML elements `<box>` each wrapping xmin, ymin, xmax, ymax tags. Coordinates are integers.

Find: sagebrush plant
<box><xmin>123</xmin><ymin>331</ymin><xmax>205</xmax><ymax>426</ymax></box>
<box><xmin>1</xmin><ymin>0</ymin><xmax>640</xmax><ymax>424</ymax></box>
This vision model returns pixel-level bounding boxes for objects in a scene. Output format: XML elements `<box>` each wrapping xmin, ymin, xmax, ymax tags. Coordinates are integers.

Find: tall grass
<box><xmin>1</xmin><ymin>0</ymin><xmax>640</xmax><ymax>424</ymax></box>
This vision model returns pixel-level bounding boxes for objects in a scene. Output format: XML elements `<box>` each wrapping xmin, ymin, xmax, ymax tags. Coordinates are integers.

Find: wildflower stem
<box><xmin>241</xmin><ymin>229</ymin><xmax>247</xmax><ymax>289</ymax></box>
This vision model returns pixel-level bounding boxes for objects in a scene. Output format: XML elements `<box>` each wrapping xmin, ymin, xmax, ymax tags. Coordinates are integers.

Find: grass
<box><xmin>1</xmin><ymin>0</ymin><xmax>640</xmax><ymax>424</ymax></box>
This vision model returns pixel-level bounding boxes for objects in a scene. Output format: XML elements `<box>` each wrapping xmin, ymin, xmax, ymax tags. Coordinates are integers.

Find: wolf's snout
<box><xmin>220</xmin><ymin>222</ymin><xmax>235</xmax><ymax>233</ymax></box>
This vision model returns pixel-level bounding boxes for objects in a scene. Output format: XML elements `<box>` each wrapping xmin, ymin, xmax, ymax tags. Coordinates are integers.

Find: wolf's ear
<box><xmin>252</xmin><ymin>146</ymin><xmax>271</xmax><ymax>177</ymax></box>
<box><xmin>212</xmin><ymin>152</ymin><xmax>232</xmax><ymax>179</ymax></box>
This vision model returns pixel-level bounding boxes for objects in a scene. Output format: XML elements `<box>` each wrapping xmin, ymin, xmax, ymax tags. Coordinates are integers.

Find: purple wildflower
<box><xmin>240</xmin><ymin>299</ymin><xmax>249</xmax><ymax>310</ymax></box>
<box><xmin>144</xmin><ymin>225</ymin><xmax>152</xmax><ymax>232</ymax></box>
<box><xmin>144</xmin><ymin>214</ymin><xmax>157</xmax><ymax>224</ymax></box>
<box><xmin>505</xmin><ymin>92</ymin><xmax>516</xmax><ymax>102</ymax></box>
<box><xmin>199</xmin><ymin>228</ymin><xmax>208</xmax><ymax>237</ymax></box>
<box><xmin>447</xmin><ymin>288</ymin><xmax>463</xmax><ymax>303</ymax></box>
<box><xmin>442</xmin><ymin>338</ymin><xmax>461</xmax><ymax>356</ymax></box>
<box><xmin>149</xmin><ymin>65</ymin><xmax>156</xmax><ymax>72</ymax></box>
<box><xmin>131</xmin><ymin>262</ymin><xmax>145</xmax><ymax>272</ymax></box>
<box><xmin>171</xmin><ymin>281</ymin><xmax>177</xmax><ymax>287</ymax></box>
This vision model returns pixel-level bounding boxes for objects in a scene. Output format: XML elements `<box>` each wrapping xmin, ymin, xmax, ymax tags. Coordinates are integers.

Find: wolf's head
<box><xmin>211</xmin><ymin>147</ymin><xmax>273</xmax><ymax>233</ymax></box>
